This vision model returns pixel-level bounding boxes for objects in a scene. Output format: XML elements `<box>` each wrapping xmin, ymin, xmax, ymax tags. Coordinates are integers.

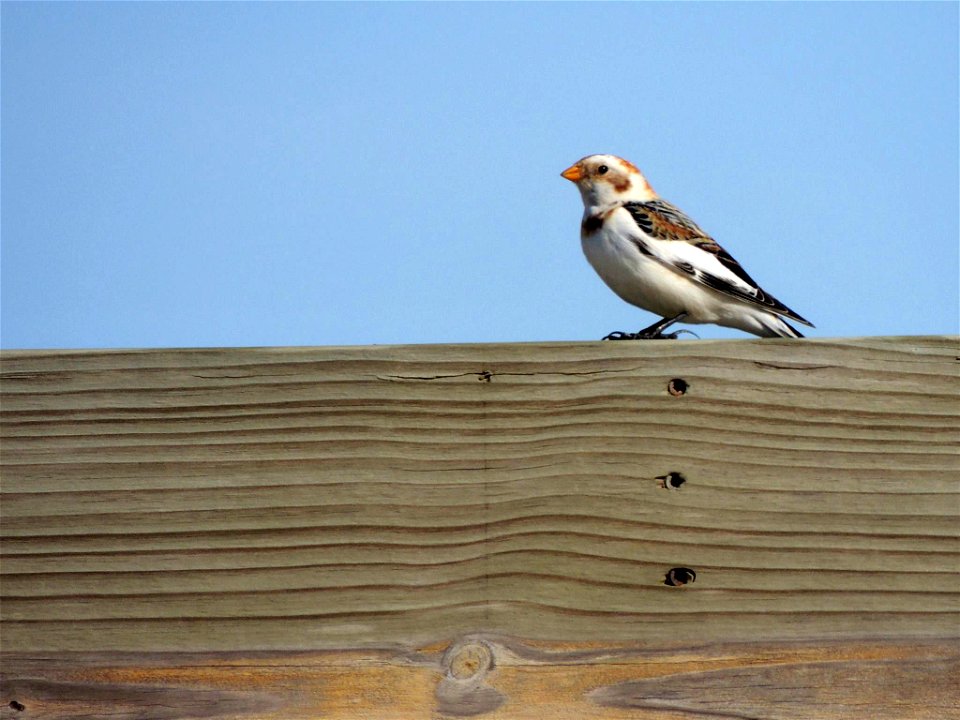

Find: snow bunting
<box><xmin>561</xmin><ymin>154</ymin><xmax>813</xmax><ymax>339</ymax></box>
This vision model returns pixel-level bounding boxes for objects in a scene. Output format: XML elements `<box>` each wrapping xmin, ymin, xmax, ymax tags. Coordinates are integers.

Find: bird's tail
<box><xmin>757</xmin><ymin>314</ymin><xmax>805</xmax><ymax>338</ymax></box>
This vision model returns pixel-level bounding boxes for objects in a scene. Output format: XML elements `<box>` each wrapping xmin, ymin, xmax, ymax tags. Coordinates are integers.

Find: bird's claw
<box><xmin>602</xmin><ymin>329</ymin><xmax>695</xmax><ymax>341</ymax></box>
<box><xmin>601</xmin><ymin>313</ymin><xmax>694</xmax><ymax>341</ymax></box>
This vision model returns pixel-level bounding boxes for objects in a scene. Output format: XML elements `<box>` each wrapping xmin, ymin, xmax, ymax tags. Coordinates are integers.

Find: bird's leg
<box><xmin>603</xmin><ymin>312</ymin><xmax>689</xmax><ymax>341</ymax></box>
<box><xmin>638</xmin><ymin>312</ymin><xmax>688</xmax><ymax>339</ymax></box>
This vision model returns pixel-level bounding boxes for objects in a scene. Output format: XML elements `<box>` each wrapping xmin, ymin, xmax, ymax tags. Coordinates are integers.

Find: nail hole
<box><xmin>9</xmin><ymin>700</ymin><xmax>25</xmax><ymax>712</ymax></box>
<box><xmin>667</xmin><ymin>378</ymin><xmax>688</xmax><ymax>396</ymax></box>
<box><xmin>664</xmin><ymin>567</ymin><xmax>697</xmax><ymax>587</ymax></box>
<box><xmin>656</xmin><ymin>472</ymin><xmax>686</xmax><ymax>490</ymax></box>
<box><xmin>478</xmin><ymin>370</ymin><xmax>493</xmax><ymax>382</ymax></box>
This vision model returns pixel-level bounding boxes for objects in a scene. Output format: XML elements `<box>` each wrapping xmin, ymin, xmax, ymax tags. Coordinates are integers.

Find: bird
<box><xmin>561</xmin><ymin>154</ymin><xmax>813</xmax><ymax>339</ymax></box>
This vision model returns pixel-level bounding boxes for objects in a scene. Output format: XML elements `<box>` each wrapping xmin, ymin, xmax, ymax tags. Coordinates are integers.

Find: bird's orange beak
<box><xmin>561</xmin><ymin>164</ymin><xmax>582</xmax><ymax>182</ymax></box>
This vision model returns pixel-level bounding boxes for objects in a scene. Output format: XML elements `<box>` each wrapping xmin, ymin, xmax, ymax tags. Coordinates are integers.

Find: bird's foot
<box><xmin>603</xmin><ymin>329</ymin><xmax>683</xmax><ymax>341</ymax></box>
<box><xmin>602</xmin><ymin>312</ymin><xmax>694</xmax><ymax>341</ymax></box>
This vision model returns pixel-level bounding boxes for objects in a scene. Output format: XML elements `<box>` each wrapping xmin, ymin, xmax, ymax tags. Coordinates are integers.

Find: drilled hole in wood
<box><xmin>656</xmin><ymin>472</ymin><xmax>686</xmax><ymax>490</ymax></box>
<box><xmin>667</xmin><ymin>378</ymin><xmax>688</xmax><ymax>396</ymax></box>
<box><xmin>664</xmin><ymin>567</ymin><xmax>697</xmax><ymax>587</ymax></box>
<box><xmin>9</xmin><ymin>700</ymin><xmax>25</xmax><ymax>712</ymax></box>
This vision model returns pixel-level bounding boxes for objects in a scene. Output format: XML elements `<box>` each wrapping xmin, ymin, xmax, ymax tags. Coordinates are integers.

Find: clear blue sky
<box><xmin>2</xmin><ymin>2</ymin><xmax>957</xmax><ymax>349</ymax></box>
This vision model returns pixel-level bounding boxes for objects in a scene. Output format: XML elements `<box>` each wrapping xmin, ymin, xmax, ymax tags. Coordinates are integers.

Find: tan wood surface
<box><xmin>1</xmin><ymin>336</ymin><xmax>958</xmax><ymax>717</ymax></box>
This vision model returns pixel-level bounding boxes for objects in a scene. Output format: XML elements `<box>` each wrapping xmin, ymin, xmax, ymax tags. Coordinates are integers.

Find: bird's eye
<box><xmin>597</xmin><ymin>165</ymin><xmax>609</xmax><ymax>175</ymax></box>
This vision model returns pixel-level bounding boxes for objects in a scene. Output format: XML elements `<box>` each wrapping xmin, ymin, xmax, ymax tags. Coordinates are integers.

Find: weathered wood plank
<box><xmin>1</xmin><ymin>337</ymin><xmax>958</xmax><ymax>716</ymax></box>
<box><xmin>1</xmin><ymin>639</ymin><xmax>957</xmax><ymax>719</ymax></box>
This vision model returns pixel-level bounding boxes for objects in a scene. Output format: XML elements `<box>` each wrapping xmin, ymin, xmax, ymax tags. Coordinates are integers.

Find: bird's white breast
<box><xmin>580</xmin><ymin>209</ymin><xmax>690</xmax><ymax>318</ymax></box>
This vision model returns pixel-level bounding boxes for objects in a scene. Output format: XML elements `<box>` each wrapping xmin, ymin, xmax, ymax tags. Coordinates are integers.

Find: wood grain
<box><xmin>1</xmin><ymin>337</ymin><xmax>958</xmax><ymax>717</ymax></box>
<box><xmin>1</xmin><ymin>639</ymin><xmax>957</xmax><ymax>719</ymax></box>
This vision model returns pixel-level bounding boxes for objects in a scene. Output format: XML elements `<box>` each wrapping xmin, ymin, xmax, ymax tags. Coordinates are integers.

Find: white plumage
<box><xmin>562</xmin><ymin>154</ymin><xmax>812</xmax><ymax>339</ymax></box>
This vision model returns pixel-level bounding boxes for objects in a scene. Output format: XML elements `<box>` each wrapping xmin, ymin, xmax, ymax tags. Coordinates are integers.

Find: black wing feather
<box><xmin>623</xmin><ymin>201</ymin><xmax>813</xmax><ymax>327</ymax></box>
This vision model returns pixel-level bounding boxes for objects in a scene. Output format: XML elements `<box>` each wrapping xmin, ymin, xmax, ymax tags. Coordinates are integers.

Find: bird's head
<box><xmin>561</xmin><ymin>154</ymin><xmax>656</xmax><ymax>210</ymax></box>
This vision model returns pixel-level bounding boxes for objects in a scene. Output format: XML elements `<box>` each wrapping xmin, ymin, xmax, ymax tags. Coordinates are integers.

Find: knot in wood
<box><xmin>445</xmin><ymin>640</ymin><xmax>494</xmax><ymax>681</ymax></box>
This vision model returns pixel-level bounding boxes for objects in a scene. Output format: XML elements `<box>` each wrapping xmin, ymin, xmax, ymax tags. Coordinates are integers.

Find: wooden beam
<box><xmin>1</xmin><ymin>337</ymin><xmax>958</xmax><ymax>717</ymax></box>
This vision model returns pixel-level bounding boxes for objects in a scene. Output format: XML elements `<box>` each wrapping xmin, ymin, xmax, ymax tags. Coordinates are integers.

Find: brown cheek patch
<box><xmin>613</xmin><ymin>178</ymin><xmax>633</xmax><ymax>193</ymax></box>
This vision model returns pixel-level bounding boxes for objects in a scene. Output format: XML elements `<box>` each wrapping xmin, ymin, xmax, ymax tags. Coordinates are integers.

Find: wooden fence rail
<box><xmin>1</xmin><ymin>336</ymin><xmax>958</xmax><ymax>718</ymax></box>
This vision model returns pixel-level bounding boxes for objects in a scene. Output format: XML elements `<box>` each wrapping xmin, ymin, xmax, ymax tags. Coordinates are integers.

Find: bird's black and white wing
<box><xmin>622</xmin><ymin>200</ymin><xmax>813</xmax><ymax>327</ymax></box>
